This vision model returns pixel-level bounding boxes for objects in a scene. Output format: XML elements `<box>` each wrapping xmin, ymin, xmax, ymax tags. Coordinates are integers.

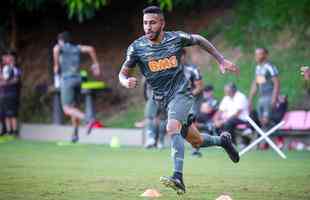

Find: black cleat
<box><xmin>191</xmin><ymin>150</ymin><xmax>203</xmax><ymax>158</ymax></box>
<box><xmin>220</xmin><ymin>132</ymin><xmax>240</xmax><ymax>163</ymax></box>
<box><xmin>71</xmin><ymin>134</ymin><xmax>79</xmax><ymax>143</ymax></box>
<box><xmin>86</xmin><ymin>120</ymin><xmax>96</xmax><ymax>135</ymax></box>
<box><xmin>160</xmin><ymin>176</ymin><xmax>186</xmax><ymax>195</ymax></box>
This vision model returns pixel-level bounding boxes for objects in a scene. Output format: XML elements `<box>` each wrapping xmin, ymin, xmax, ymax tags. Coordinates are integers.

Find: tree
<box><xmin>149</xmin><ymin>0</ymin><xmax>199</xmax><ymax>11</ymax></box>
<box><xmin>3</xmin><ymin>0</ymin><xmax>108</xmax><ymax>50</ymax></box>
<box><xmin>3</xmin><ymin>0</ymin><xmax>201</xmax><ymax>50</ymax></box>
<box><xmin>65</xmin><ymin>0</ymin><xmax>107</xmax><ymax>22</ymax></box>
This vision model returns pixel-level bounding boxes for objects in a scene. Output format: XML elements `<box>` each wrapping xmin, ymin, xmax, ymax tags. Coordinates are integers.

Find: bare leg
<box><xmin>63</xmin><ymin>105</ymin><xmax>85</xmax><ymax>121</ymax></box>
<box><xmin>70</xmin><ymin>116</ymin><xmax>80</xmax><ymax>143</ymax></box>
<box><xmin>72</xmin><ymin>117</ymin><xmax>80</xmax><ymax>134</ymax></box>
<box><xmin>11</xmin><ymin>117</ymin><xmax>17</xmax><ymax>131</ymax></box>
<box><xmin>185</xmin><ymin>125</ymin><xmax>204</xmax><ymax>148</ymax></box>
<box><xmin>185</xmin><ymin>124</ymin><xmax>240</xmax><ymax>163</ymax></box>
<box><xmin>260</xmin><ymin>117</ymin><xmax>269</xmax><ymax>130</ymax></box>
<box><xmin>185</xmin><ymin>124</ymin><xmax>221</xmax><ymax>148</ymax></box>
<box><xmin>0</xmin><ymin>118</ymin><xmax>6</xmax><ymax>135</ymax></box>
<box><xmin>5</xmin><ymin>118</ymin><xmax>11</xmax><ymax>134</ymax></box>
<box><xmin>63</xmin><ymin>104</ymin><xmax>84</xmax><ymax>142</ymax></box>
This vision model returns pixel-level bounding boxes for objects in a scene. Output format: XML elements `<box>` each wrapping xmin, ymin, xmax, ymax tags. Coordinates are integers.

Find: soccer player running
<box><xmin>53</xmin><ymin>32</ymin><xmax>101</xmax><ymax>143</ymax></box>
<box><xmin>119</xmin><ymin>6</ymin><xmax>240</xmax><ymax>194</ymax></box>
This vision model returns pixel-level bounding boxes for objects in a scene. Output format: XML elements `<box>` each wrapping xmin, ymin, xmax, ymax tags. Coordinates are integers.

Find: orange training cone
<box><xmin>140</xmin><ymin>189</ymin><xmax>162</xmax><ymax>198</ymax></box>
<box><xmin>215</xmin><ymin>194</ymin><xmax>233</xmax><ymax>200</ymax></box>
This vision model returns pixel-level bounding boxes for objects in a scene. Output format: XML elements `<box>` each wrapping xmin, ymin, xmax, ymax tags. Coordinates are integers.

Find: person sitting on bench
<box><xmin>214</xmin><ymin>83</ymin><xmax>249</xmax><ymax>144</ymax></box>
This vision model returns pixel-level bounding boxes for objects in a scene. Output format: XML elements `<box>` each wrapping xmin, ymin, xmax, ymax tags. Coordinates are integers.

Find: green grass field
<box><xmin>0</xmin><ymin>140</ymin><xmax>309</xmax><ymax>200</ymax></box>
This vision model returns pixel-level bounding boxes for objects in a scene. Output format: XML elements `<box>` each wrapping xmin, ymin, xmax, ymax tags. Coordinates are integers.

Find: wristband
<box><xmin>91</xmin><ymin>63</ymin><xmax>99</xmax><ymax>70</ymax></box>
<box><xmin>54</xmin><ymin>74</ymin><xmax>60</xmax><ymax>89</ymax></box>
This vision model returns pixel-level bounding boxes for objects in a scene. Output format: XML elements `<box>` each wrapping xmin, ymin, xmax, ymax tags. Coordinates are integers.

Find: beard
<box><xmin>145</xmin><ymin>29</ymin><xmax>161</xmax><ymax>41</ymax></box>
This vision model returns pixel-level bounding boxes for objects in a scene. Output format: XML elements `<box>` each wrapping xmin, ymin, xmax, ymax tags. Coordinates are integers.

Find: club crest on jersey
<box><xmin>148</xmin><ymin>55</ymin><xmax>178</xmax><ymax>72</ymax></box>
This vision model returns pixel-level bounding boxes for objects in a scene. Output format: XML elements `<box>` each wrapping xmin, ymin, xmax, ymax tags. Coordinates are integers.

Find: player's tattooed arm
<box><xmin>119</xmin><ymin>64</ymin><xmax>137</xmax><ymax>89</ymax></box>
<box><xmin>191</xmin><ymin>34</ymin><xmax>239</xmax><ymax>74</ymax></box>
<box><xmin>191</xmin><ymin>34</ymin><xmax>224</xmax><ymax>64</ymax></box>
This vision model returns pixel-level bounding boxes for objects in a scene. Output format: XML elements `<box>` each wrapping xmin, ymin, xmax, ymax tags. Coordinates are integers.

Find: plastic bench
<box><xmin>279</xmin><ymin>111</ymin><xmax>310</xmax><ymax>135</ymax></box>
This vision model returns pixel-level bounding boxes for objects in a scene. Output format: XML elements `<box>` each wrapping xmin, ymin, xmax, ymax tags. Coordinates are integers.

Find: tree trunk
<box><xmin>9</xmin><ymin>7</ymin><xmax>17</xmax><ymax>51</ymax></box>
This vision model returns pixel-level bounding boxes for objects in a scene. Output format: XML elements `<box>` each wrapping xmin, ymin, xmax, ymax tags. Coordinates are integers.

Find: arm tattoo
<box><xmin>192</xmin><ymin>34</ymin><xmax>224</xmax><ymax>64</ymax></box>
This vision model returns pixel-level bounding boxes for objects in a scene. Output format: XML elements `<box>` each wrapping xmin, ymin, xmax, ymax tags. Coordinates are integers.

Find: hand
<box><xmin>214</xmin><ymin>120</ymin><xmax>223</xmax><ymax>128</ymax></box>
<box><xmin>91</xmin><ymin>63</ymin><xmax>101</xmax><ymax>77</ymax></box>
<box><xmin>301</xmin><ymin>66</ymin><xmax>310</xmax><ymax>80</ymax></box>
<box><xmin>127</xmin><ymin>77</ymin><xmax>137</xmax><ymax>88</ymax></box>
<box><xmin>219</xmin><ymin>59</ymin><xmax>240</xmax><ymax>75</ymax></box>
<box><xmin>248</xmin><ymin>102</ymin><xmax>253</xmax><ymax>112</ymax></box>
<box><xmin>271</xmin><ymin>98</ymin><xmax>277</xmax><ymax>109</ymax></box>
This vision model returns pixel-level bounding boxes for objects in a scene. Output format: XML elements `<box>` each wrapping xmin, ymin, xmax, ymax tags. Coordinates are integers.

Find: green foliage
<box><xmin>103</xmin><ymin>103</ymin><xmax>145</xmax><ymax>128</ymax></box>
<box><xmin>149</xmin><ymin>0</ymin><xmax>200</xmax><ymax>11</ymax></box>
<box><xmin>15</xmin><ymin>0</ymin><xmax>46</xmax><ymax>11</ymax></box>
<box><xmin>198</xmin><ymin>0</ymin><xmax>310</xmax><ymax>110</ymax></box>
<box><xmin>19</xmin><ymin>90</ymin><xmax>52</xmax><ymax>123</ymax></box>
<box><xmin>11</xmin><ymin>0</ymin><xmax>108</xmax><ymax>22</ymax></box>
<box><xmin>235</xmin><ymin>0</ymin><xmax>310</xmax><ymax>30</ymax></box>
<box><xmin>226</xmin><ymin>0</ymin><xmax>310</xmax><ymax>45</ymax></box>
<box><xmin>65</xmin><ymin>0</ymin><xmax>107</xmax><ymax>22</ymax></box>
<box><xmin>149</xmin><ymin>0</ymin><xmax>173</xmax><ymax>11</ymax></box>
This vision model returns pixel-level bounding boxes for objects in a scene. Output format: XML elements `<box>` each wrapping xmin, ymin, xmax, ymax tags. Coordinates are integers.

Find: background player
<box><xmin>143</xmin><ymin>81</ymin><xmax>166</xmax><ymax>149</ymax></box>
<box><xmin>181</xmin><ymin>49</ymin><xmax>205</xmax><ymax>157</ymax></box>
<box><xmin>301</xmin><ymin>66</ymin><xmax>310</xmax><ymax>80</ymax></box>
<box><xmin>119</xmin><ymin>6</ymin><xmax>240</xmax><ymax>195</ymax></box>
<box><xmin>53</xmin><ymin>32</ymin><xmax>101</xmax><ymax>143</ymax></box>
<box><xmin>249</xmin><ymin>48</ymin><xmax>280</xmax><ymax>130</ymax></box>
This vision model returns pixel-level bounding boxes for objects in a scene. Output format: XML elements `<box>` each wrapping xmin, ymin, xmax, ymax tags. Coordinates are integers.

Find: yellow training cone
<box><xmin>110</xmin><ymin>136</ymin><xmax>120</xmax><ymax>148</ymax></box>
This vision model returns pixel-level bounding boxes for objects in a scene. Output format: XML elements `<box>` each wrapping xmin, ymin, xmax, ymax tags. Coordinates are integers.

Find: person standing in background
<box><xmin>0</xmin><ymin>60</ymin><xmax>7</xmax><ymax>136</ymax></box>
<box><xmin>249</xmin><ymin>48</ymin><xmax>280</xmax><ymax>129</ymax></box>
<box><xmin>301</xmin><ymin>66</ymin><xmax>310</xmax><ymax>80</ymax></box>
<box><xmin>301</xmin><ymin>66</ymin><xmax>310</xmax><ymax>94</ymax></box>
<box><xmin>0</xmin><ymin>51</ymin><xmax>22</xmax><ymax>136</ymax></box>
